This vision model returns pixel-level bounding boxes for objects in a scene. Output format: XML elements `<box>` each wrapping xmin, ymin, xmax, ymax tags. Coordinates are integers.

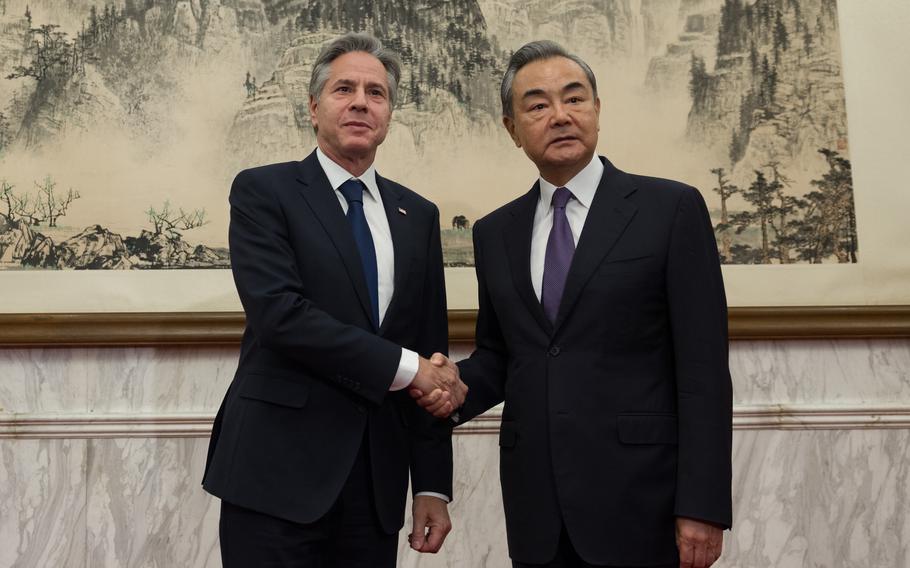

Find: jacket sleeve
<box><xmin>229</xmin><ymin>169</ymin><xmax>402</xmax><ymax>406</ymax></box>
<box><xmin>666</xmin><ymin>186</ymin><xmax>734</xmax><ymax>528</ymax></box>
<box><xmin>455</xmin><ymin>218</ymin><xmax>509</xmax><ymax>424</ymax></box>
<box><xmin>405</xmin><ymin>205</ymin><xmax>454</xmax><ymax>498</ymax></box>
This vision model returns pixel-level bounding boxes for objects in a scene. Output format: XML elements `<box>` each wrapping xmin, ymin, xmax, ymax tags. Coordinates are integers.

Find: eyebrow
<box><xmin>521</xmin><ymin>81</ymin><xmax>587</xmax><ymax>100</ymax></box>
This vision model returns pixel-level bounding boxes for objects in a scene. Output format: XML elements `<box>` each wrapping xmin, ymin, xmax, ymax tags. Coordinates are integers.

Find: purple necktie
<box><xmin>541</xmin><ymin>186</ymin><xmax>575</xmax><ymax>324</ymax></box>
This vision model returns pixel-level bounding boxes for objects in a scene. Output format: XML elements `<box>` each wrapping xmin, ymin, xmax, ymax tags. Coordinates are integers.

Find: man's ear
<box><xmin>503</xmin><ymin>116</ymin><xmax>521</xmax><ymax>148</ymax></box>
<box><xmin>594</xmin><ymin>96</ymin><xmax>601</xmax><ymax>130</ymax></box>
<box><xmin>308</xmin><ymin>95</ymin><xmax>319</xmax><ymax>130</ymax></box>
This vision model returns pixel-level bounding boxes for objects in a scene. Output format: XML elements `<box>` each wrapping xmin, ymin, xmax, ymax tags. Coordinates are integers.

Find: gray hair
<box><xmin>500</xmin><ymin>40</ymin><xmax>598</xmax><ymax>119</ymax></box>
<box><xmin>309</xmin><ymin>33</ymin><xmax>402</xmax><ymax>107</ymax></box>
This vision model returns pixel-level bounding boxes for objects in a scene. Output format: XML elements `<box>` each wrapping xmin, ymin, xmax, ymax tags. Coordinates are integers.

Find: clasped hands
<box><xmin>409</xmin><ymin>353</ymin><xmax>467</xmax><ymax>418</ymax></box>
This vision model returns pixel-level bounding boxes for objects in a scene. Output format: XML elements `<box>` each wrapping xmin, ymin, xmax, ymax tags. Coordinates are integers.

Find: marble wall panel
<box><xmin>1</xmin><ymin>339</ymin><xmax>909</xmax><ymax>567</ymax></box>
<box><xmin>85</xmin><ymin>437</ymin><xmax>221</xmax><ymax>568</ymax></box>
<box><xmin>0</xmin><ymin>439</ymin><xmax>87</xmax><ymax>568</ymax></box>
<box><xmin>0</xmin><ymin>347</ymin><xmax>237</xmax><ymax>417</ymax></box>
<box><xmin>727</xmin><ymin>428</ymin><xmax>910</xmax><ymax>568</ymax></box>
<box><xmin>1</xmin><ymin>424</ymin><xmax>909</xmax><ymax>567</ymax></box>
<box><xmin>2</xmin><ymin>340</ymin><xmax>909</xmax><ymax>421</ymax></box>
<box><xmin>394</xmin><ymin>428</ymin><xmax>910</xmax><ymax>568</ymax></box>
<box><xmin>0</xmin><ymin>348</ymin><xmax>91</xmax><ymax>415</ymax></box>
<box><xmin>84</xmin><ymin>347</ymin><xmax>237</xmax><ymax>415</ymax></box>
<box><xmin>730</xmin><ymin>340</ymin><xmax>910</xmax><ymax>407</ymax></box>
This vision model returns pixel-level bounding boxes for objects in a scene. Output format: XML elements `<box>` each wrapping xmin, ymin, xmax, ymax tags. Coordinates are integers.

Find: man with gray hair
<box><xmin>416</xmin><ymin>40</ymin><xmax>733</xmax><ymax>568</ymax></box>
<box><xmin>203</xmin><ymin>32</ymin><xmax>466</xmax><ymax>567</ymax></box>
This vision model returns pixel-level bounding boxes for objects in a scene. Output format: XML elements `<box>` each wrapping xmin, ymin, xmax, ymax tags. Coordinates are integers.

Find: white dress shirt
<box><xmin>317</xmin><ymin>149</ymin><xmax>447</xmax><ymax>503</ymax></box>
<box><xmin>316</xmin><ymin>148</ymin><xmax>419</xmax><ymax>391</ymax></box>
<box><xmin>530</xmin><ymin>154</ymin><xmax>604</xmax><ymax>300</ymax></box>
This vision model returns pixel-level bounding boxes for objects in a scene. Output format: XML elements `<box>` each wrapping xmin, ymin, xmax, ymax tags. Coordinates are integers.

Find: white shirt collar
<box><xmin>538</xmin><ymin>154</ymin><xmax>604</xmax><ymax>209</ymax></box>
<box><xmin>315</xmin><ymin>147</ymin><xmax>380</xmax><ymax>201</ymax></box>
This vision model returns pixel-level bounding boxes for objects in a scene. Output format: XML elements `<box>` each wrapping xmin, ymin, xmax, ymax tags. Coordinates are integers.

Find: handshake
<box><xmin>408</xmin><ymin>353</ymin><xmax>468</xmax><ymax>418</ymax></box>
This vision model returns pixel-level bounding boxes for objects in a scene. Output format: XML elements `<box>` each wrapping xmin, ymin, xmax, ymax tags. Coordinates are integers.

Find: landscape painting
<box><xmin>0</xmin><ymin>0</ymin><xmax>854</xmax><ymax>276</ymax></box>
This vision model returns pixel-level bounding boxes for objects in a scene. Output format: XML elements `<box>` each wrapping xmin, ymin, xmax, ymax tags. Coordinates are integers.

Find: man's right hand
<box><xmin>410</xmin><ymin>354</ymin><xmax>467</xmax><ymax>418</ymax></box>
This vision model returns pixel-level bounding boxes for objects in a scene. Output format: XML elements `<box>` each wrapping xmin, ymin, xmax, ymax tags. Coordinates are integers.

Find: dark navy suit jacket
<box><xmin>458</xmin><ymin>157</ymin><xmax>733</xmax><ymax>565</ymax></box>
<box><xmin>203</xmin><ymin>150</ymin><xmax>452</xmax><ymax>533</ymax></box>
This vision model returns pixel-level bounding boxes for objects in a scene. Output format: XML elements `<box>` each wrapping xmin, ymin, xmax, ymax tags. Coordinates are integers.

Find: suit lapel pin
<box><xmin>398</xmin><ymin>207</ymin><xmax>407</xmax><ymax>216</ymax></box>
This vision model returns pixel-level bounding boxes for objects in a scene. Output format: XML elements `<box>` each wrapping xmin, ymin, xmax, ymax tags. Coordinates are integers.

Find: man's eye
<box><xmin>568</xmin><ymin>96</ymin><xmax>582</xmax><ymax>103</ymax></box>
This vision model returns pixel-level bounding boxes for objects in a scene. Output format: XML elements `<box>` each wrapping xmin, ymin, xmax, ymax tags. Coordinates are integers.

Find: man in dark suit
<box><xmin>203</xmin><ymin>33</ymin><xmax>467</xmax><ymax>567</ymax></box>
<box><xmin>416</xmin><ymin>41</ymin><xmax>733</xmax><ymax>568</ymax></box>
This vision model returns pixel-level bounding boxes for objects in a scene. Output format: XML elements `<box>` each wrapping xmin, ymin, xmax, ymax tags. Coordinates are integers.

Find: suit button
<box><xmin>355</xmin><ymin>404</ymin><xmax>365</xmax><ymax>414</ymax></box>
<box><xmin>548</xmin><ymin>346</ymin><xmax>561</xmax><ymax>357</ymax></box>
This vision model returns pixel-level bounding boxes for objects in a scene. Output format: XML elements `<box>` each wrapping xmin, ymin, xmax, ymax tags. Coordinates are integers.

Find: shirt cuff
<box><xmin>415</xmin><ymin>491</ymin><xmax>451</xmax><ymax>503</ymax></box>
<box><xmin>389</xmin><ymin>348</ymin><xmax>419</xmax><ymax>391</ymax></box>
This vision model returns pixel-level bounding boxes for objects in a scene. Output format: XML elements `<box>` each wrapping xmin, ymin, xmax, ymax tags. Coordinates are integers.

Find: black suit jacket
<box><xmin>458</xmin><ymin>157</ymin><xmax>733</xmax><ymax>565</ymax></box>
<box><xmin>203</xmin><ymin>150</ymin><xmax>452</xmax><ymax>533</ymax></box>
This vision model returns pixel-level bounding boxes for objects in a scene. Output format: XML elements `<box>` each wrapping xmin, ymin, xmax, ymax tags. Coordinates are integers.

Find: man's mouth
<box><xmin>344</xmin><ymin>121</ymin><xmax>372</xmax><ymax>129</ymax></box>
<box><xmin>550</xmin><ymin>135</ymin><xmax>577</xmax><ymax>144</ymax></box>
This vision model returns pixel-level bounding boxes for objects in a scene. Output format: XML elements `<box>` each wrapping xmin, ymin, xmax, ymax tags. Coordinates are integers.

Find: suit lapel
<box><xmin>553</xmin><ymin>157</ymin><xmax>638</xmax><ymax>333</ymax></box>
<box><xmin>376</xmin><ymin>174</ymin><xmax>412</xmax><ymax>336</ymax></box>
<box><xmin>295</xmin><ymin>151</ymin><xmax>376</xmax><ymax>328</ymax></box>
<box><xmin>504</xmin><ymin>183</ymin><xmax>553</xmax><ymax>335</ymax></box>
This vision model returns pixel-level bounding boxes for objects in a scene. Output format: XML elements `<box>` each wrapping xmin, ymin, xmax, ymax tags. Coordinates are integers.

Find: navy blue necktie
<box><xmin>339</xmin><ymin>179</ymin><xmax>379</xmax><ymax>329</ymax></box>
<box><xmin>541</xmin><ymin>186</ymin><xmax>575</xmax><ymax>324</ymax></box>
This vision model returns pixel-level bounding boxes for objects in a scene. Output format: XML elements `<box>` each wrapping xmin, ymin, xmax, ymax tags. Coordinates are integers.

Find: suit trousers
<box><xmin>512</xmin><ymin>525</ymin><xmax>676</xmax><ymax>568</ymax></box>
<box><xmin>219</xmin><ymin>430</ymin><xmax>397</xmax><ymax>568</ymax></box>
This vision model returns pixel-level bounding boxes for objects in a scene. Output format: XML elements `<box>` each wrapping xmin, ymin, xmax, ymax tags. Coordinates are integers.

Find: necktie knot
<box><xmin>552</xmin><ymin>186</ymin><xmax>573</xmax><ymax>210</ymax></box>
<box><xmin>339</xmin><ymin>179</ymin><xmax>366</xmax><ymax>206</ymax></box>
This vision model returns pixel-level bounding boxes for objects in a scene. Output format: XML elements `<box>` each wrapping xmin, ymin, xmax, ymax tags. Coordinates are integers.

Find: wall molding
<box><xmin>1</xmin><ymin>306</ymin><xmax>909</xmax><ymax>345</ymax></box>
<box><xmin>3</xmin><ymin>404</ymin><xmax>910</xmax><ymax>439</ymax></box>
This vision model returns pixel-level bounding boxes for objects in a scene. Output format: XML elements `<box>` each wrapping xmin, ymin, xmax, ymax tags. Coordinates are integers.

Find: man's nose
<box><xmin>350</xmin><ymin>87</ymin><xmax>368</xmax><ymax>110</ymax></box>
<box><xmin>550</xmin><ymin>102</ymin><xmax>570</xmax><ymax>125</ymax></box>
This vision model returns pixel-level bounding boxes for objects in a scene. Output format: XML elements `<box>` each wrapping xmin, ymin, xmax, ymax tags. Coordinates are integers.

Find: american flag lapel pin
<box><xmin>398</xmin><ymin>207</ymin><xmax>407</xmax><ymax>216</ymax></box>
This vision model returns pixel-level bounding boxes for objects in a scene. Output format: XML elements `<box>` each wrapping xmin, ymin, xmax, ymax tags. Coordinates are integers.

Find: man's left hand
<box><xmin>676</xmin><ymin>516</ymin><xmax>723</xmax><ymax>568</ymax></box>
<box><xmin>409</xmin><ymin>495</ymin><xmax>452</xmax><ymax>553</ymax></box>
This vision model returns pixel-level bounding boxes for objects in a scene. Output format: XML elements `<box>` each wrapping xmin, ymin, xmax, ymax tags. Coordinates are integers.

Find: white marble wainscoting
<box><xmin>84</xmin><ymin>438</ymin><xmax>221</xmax><ymax>568</ymax></box>
<box><xmin>729</xmin><ymin>429</ymin><xmax>910</xmax><ymax>568</ymax></box>
<box><xmin>0</xmin><ymin>439</ymin><xmax>87</xmax><ymax>568</ymax></box>
<box><xmin>0</xmin><ymin>340</ymin><xmax>908</xmax><ymax>567</ymax></box>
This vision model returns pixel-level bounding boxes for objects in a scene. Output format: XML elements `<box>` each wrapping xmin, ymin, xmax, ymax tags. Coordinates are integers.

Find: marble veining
<box><xmin>2</xmin><ymin>341</ymin><xmax>908</xmax><ymax>418</ymax></box>
<box><xmin>0</xmin><ymin>439</ymin><xmax>87</xmax><ymax>568</ymax></box>
<box><xmin>729</xmin><ymin>340</ymin><xmax>910</xmax><ymax>407</ymax></box>
<box><xmin>85</xmin><ymin>437</ymin><xmax>221</xmax><ymax>568</ymax></box>
<box><xmin>0</xmin><ymin>348</ymin><xmax>89</xmax><ymax>415</ymax></box>
<box><xmin>0</xmin><ymin>340</ymin><xmax>908</xmax><ymax>567</ymax></box>
<box><xmin>83</xmin><ymin>347</ymin><xmax>237</xmax><ymax>415</ymax></box>
<box><xmin>728</xmin><ymin>429</ymin><xmax>910</xmax><ymax>567</ymax></box>
<box><xmin>0</xmin><ymin>427</ymin><xmax>908</xmax><ymax>567</ymax></box>
<box><xmin>0</xmin><ymin>347</ymin><xmax>238</xmax><ymax>417</ymax></box>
